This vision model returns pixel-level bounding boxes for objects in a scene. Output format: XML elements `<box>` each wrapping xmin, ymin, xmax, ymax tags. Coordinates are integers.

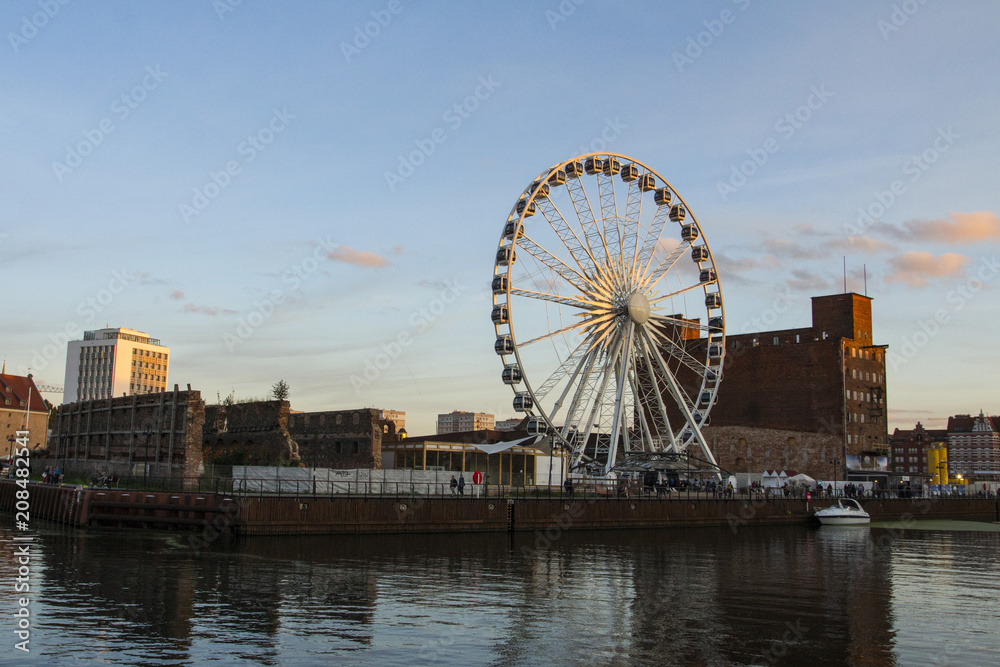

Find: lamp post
<box><xmin>6</xmin><ymin>433</ymin><xmax>16</xmax><ymax>464</ymax></box>
<box><xmin>830</xmin><ymin>456</ymin><xmax>839</xmax><ymax>497</ymax></box>
<box><xmin>143</xmin><ymin>427</ymin><xmax>153</xmax><ymax>490</ymax></box>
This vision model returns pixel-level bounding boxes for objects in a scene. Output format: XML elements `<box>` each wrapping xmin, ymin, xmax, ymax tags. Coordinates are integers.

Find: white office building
<box><xmin>63</xmin><ymin>327</ymin><xmax>170</xmax><ymax>403</ymax></box>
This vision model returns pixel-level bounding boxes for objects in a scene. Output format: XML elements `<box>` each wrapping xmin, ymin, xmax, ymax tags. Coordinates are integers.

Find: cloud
<box><xmin>884</xmin><ymin>251</ymin><xmax>968</xmax><ymax>287</ymax></box>
<box><xmin>182</xmin><ymin>303</ymin><xmax>238</xmax><ymax>316</ymax></box>
<box><xmin>792</xmin><ymin>223</ymin><xmax>831</xmax><ymax>238</ymax></box>
<box><xmin>877</xmin><ymin>211</ymin><xmax>1000</xmax><ymax>244</ymax></box>
<box><xmin>169</xmin><ymin>290</ymin><xmax>184</xmax><ymax>300</ymax></box>
<box><xmin>786</xmin><ymin>269</ymin><xmax>832</xmax><ymax>292</ymax></box>
<box><xmin>831</xmin><ymin>235</ymin><xmax>895</xmax><ymax>252</ymax></box>
<box><xmin>327</xmin><ymin>245</ymin><xmax>389</xmax><ymax>267</ymax></box>
<box><xmin>132</xmin><ymin>271</ymin><xmax>170</xmax><ymax>286</ymax></box>
<box><xmin>760</xmin><ymin>238</ymin><xmax>827</xmax><ymax>260</ymax></box>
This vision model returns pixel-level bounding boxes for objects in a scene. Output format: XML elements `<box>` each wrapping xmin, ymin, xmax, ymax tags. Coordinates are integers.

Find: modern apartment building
<box><xmin>436</xmin><ymin>411</ymin><xmax>494</xmax><ymax>434</ymax></box>
<box><xmin>63</xmin><ymin>327</ymin><xmax>170</xmax><ymax>403</ymax></box>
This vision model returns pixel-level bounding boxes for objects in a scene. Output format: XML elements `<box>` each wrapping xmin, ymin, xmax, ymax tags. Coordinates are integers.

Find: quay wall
<box><xmin>3</xmin><ymin>481</ymin><xmax>997</xmax><ymax>535</ymax></box>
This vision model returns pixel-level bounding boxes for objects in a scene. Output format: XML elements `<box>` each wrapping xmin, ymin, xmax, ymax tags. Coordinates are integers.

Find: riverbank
<box><xmin>3</xmin><ymin>480</ymin><xmax>997</xmax><ymax>536</ymax></box>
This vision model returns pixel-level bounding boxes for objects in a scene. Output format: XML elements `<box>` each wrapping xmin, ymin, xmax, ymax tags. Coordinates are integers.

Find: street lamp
<box><xmin>6</xmin><ymin>433</ymin><xmax>16</xmax><ymax>463</ymax></box>
<box><xmin>830</xmin><ymin>456</ymin><xmax>839</xmax><ymax>496</ymax></box>
<box><xmin>143</xmin><ymin>427</ymin><xmax>153</xmax><ymax>489</ymax></box>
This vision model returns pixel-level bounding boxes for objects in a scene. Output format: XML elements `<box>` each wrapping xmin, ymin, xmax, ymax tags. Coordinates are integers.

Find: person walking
<box><xmin>458</xmin><ymin>474</ymin><xmax>465</xmax><ymax>496</ymax></box>
<box><xmin>450</xmin><ymin>475</ymin><xmax>458</xmax><ymax>496</ymax></box>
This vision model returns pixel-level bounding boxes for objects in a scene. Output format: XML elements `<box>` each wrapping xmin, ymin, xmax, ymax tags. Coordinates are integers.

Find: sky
<box><xmin>2</xmin><ymin>0</ymin><xmax>998</xmax><ymax>437</ymax></box>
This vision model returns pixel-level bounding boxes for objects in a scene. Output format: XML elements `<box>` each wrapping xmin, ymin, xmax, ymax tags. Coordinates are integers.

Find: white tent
<box><xmin>762</xmin><ymin>470</ymin><xmax>780</xmax><ymax>488</ymax></box>
<box><xmin>787</xmin><ymin>473</ymin><xmax>816</xmax><ymax>488</ymax></box>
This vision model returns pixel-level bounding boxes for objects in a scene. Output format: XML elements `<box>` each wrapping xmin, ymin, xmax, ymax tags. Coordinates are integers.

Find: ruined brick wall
<box><xmin>49</xmin><ymin>389</ymin><xmax>205</xmax><ymax>482</ymax></box>
<box><xmin>286</xmin><ymin>408</ymin><xmax>382</xmax><ymax>469</ymax></box>
<box><xmin>704</xmin><ymin>425</ymin><xmax>842</xmax><ymax>478</ymax></box>
<box><xmin>202</xmin><ymin>400</ymin><xmax>299</xmax><ymax>465</ymax></box>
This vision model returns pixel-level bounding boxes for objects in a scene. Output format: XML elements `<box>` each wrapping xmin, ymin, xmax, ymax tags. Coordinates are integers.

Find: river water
<box><xmin>2</xmin><ymin>520</ymin><xmax>999</xmax><ymax>666</ymax></box>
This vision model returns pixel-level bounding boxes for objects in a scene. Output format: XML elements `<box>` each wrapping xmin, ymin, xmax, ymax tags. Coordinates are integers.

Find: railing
<box><xmin>20</xmin><ymin>474</ymin><xmax>992</xmax><ymax>503</ymax></box>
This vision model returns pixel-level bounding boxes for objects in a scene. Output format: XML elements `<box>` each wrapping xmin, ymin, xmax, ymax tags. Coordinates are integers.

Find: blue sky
<box><xmin>3</xmin><ymin>0</ymin><xmax>998</xmax><ymax>437</ymax></box>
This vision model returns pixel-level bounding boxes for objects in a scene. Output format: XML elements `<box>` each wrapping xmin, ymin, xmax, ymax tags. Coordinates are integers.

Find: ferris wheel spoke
<box><xmin>605</xmin><ymin>323</ymin><xmax>635</xmax><ymax>471</ymax></box>
<box><xmin>516</xmin><ymin>318</ymin><xmax>591</xmax><ymax>348</ymax></box>
<box><xmin>509</xmin><ymin>287</ymin><xmax>590</xmax><ymax>310</ymax></box>
<box><xmin>635</xmin><ymin>199</ymin><xmax>671</xmax><ymax>274</ymax></box>
<box><xmin>517</xmin><ymin>234</ymin><xmax>592</xmax><ymax>294</ymax></box>
<box><xmin>635</xmin><ymin>335</ymin><xmax>680</xmax><ymax>451</ymax></box>
<box><xmin>621</xmin><ymin>178</ymin><xmax>645</xmax><ymax>284</ymax></box>
<box><xmin>628</xmin><ymin>362</ymin><xmax>664</xmax><ymax>453</ymax></box>
<box><xmin>566</xmin><ymin>178</ymin><xmax>609</xmax><ymax>266</ymax></box>
<box><xmin>642</xmin><ymin>241</ymin><xmax>690</xmax><ymax>291</ymax></box>
<box><xmin>535</xmin><ymin>196</ymin><xmax>599</xmax><ymax>276</ymax></box>
<box><xmin>534</xmin><ymin>338</ymin><xmax>591</xmax><ymax>404</ymax></box>
<box><xmin>645</xmin><ymin>321</ymin><xmax>711</xmax><ymax>378</ymax></box>
<box><xmin>596</xmin><ymin>172</ymin><xmax>623</xmax><ymax>260</ymax></box>
<box><xmin>647</xmin><ymin>281</ymin><xmax>705</xmax><ymax>304</ymax></box>
<box><xmin>566</xmin><ymin>173</ymin><xmax>609</xmax><ymax>267</ymax></box>
<box><xmin>560</xmin><ymin>347</ymin><xmax>602</xmax><ymax>436</ymax></box>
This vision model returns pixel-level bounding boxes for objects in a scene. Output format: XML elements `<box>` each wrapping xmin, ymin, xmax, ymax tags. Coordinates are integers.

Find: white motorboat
<box><xmin>814</xmin><ymin>498</ymin><xmax>870</xmax><ymax>525</ymax></box>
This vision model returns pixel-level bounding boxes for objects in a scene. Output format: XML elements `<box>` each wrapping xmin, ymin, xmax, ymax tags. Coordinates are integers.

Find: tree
<box><xmin>271</xmin><ymin>380</ymin><xmax>290</xmax><ymax>402</ymax></box>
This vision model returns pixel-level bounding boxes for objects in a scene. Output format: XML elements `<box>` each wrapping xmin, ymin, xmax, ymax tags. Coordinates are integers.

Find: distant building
<box><xmin>889</xmin><ymin>422</ymin><xmax>946</xmax><ymax>477</ymax></box>
<box><xmin>378</xmin><ymin>409</ymin><xmax>406</xmax><ymax>433</ymax></box>
<box><xmin>383</xmin><ymin>429</ymin><xmax>565</xmax><ymax>486</ymax></box>
<box><xmin>202</xmin><ymin>403</ymin><xmax>390</xmax><ymax>469</ymax></box>
<box><xmin>682</xmin><ymin>293</ymin><xmax>889</xmax><ymax>480</ymax></box>
<box><xmin>947</xmin><ymin>412</ymin><xmax>1000</xmax><ymax>481</ymax></box>
<box><xmin>0</xmin><ymin>372</ymin><xmax>49</xmax><ymax>454</ymax></box>
<box><xmin>436</xmin><ymin>411</ymin><xmax>494</xmax><ymax>434</ymax></box>
<box><xmin>63</xmin><ymin>327</ymin><xmax>170</xmax><ymax>403</ymax></box>
<box><xmin>495</xmin><ymin>417</ymin><xmax>524</xmax><ymax>431</ymax></box>
<box><xmin>48</xmin><ymin>387</ymin><xmax>205</xmax><ymax>484</ymax></box>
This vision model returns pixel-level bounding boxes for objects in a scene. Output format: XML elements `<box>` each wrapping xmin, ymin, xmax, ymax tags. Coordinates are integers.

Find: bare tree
<box><xmin>271</xmin><ymin>380</ymin><xmax>290</xmax><ymax>402</ymax></box>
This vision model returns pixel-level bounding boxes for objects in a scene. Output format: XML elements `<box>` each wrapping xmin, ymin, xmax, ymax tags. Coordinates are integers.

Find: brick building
<box><xmin>687</xmin><ymin>293</ymin><xmax>888</xmax><ymax>479</ymax></box>
<box><xmin>889</xmin><ymin>422</ymin><xmax>946</xmax><ymax>477</ymax></box>
<box><xmin>947</xmin><ymin>412</ymin><xmax>1000</xmax><ymax>481</ymax></box>
<box><xmin>1</xmin><ymin>372</ymin><xmax>49</xmax><ymax>455</ymax></box>
<box><xmin>203</xmin><ymin>400</ymin><xmax>300</xmax><ymax>466</ymax></box>
<box><xmin>48</xmin><ymin>386</ymin><xmax>205</xmax><ymax>484</ymax></box>
<box><xmin>287</xmin><ymin>408</ymin><xmax>388</xmax><ymax>469</ymax></box>
<box><xmin>204</xmin><ymin>402</ymin><xmax>391</xmax><ymax>469</ymax></box>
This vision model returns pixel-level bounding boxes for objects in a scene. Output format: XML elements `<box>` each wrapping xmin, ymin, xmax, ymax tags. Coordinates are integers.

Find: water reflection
<box><xmin>1</xmin><ymin>522</ymin><xmax>997</xmax><ymax>665</ymax></box>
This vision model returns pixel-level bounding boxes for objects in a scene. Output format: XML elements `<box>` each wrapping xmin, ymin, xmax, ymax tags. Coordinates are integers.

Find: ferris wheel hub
<box><xmin>627</xmin><ymin>291</ymin><xmax>651</xmax><ymax>325</ymax></box>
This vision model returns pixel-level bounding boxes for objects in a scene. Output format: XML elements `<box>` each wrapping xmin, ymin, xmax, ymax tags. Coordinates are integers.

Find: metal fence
<box><xmin>41</xmin><ymin>474</ymin><xmax>995</xmax><ymax>502</ymax></box>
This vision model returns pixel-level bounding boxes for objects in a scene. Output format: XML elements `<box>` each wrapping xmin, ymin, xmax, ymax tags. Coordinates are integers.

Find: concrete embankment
<box><xmin>4</xmin><ymin>481</ymin><xmax>997</xmax><ymax>535</ymax></box>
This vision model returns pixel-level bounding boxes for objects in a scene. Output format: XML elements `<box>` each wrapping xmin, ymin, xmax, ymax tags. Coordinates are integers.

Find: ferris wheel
<box><xmin>491</xmin><ymin>153</ymin><xmax>725</xmax><ymax>476</ymax></box>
